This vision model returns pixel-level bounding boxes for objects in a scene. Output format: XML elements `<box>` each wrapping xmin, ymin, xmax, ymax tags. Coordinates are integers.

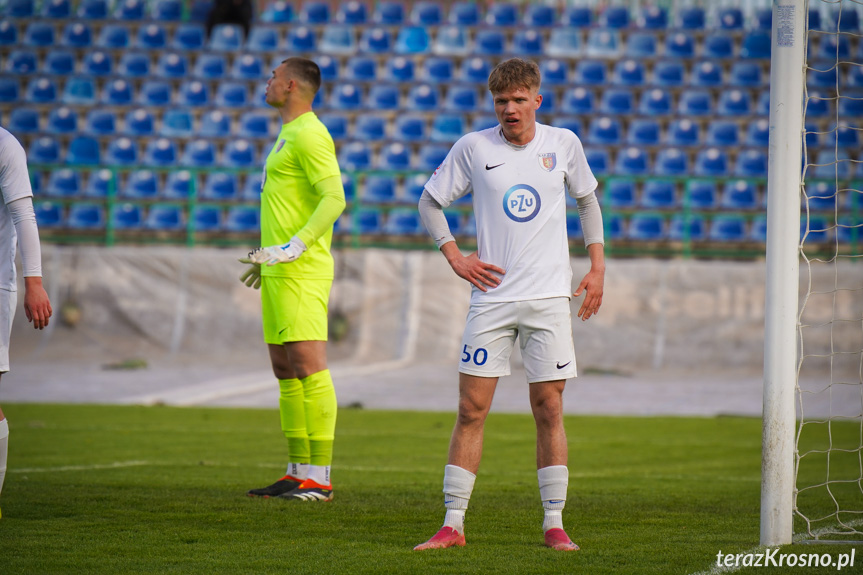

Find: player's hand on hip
<box><xmin>23</xmin><ymin>277</ymin><xmax>52</xmax><ymax>330</ymax></box>
<box><xmin>573</xmin><ymin>269</ymin><xmax>604</xmax><ymax>321</ymax></box>
<box><xmin>451</xmin><ymin>252</ymin><xmax>505</xmax><ymax>292</ymax></box>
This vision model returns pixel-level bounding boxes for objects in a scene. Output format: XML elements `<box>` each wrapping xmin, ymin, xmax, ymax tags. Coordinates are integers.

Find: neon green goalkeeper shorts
<box><xmin>261</xmin><ymin>276</ymin><xmax>332</xmax><ymax>344</ymax></box>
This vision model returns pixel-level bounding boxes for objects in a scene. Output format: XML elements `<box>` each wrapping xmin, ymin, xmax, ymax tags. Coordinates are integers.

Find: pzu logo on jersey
<box><xmin>502</xmin><ymin>184</ymin><xmax>541</xmax><ymax>223</ymax></box>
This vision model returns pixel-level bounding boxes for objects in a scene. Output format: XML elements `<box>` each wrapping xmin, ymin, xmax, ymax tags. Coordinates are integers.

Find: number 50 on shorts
<box><xmin>461</xmin><ymin>345</ymin><xmax>488</xmax><ymax>366</ymax></box>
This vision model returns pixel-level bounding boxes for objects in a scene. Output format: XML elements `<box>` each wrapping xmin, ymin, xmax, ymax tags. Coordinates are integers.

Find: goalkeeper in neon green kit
<box><xmin>241</xmin><ymin>57</ymin><xmax>346</xmax><ymax>502</ymax></box>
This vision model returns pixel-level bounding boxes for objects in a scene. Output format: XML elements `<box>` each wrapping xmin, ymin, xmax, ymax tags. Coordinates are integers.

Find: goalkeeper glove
<box><xmin>237</xmin><ymin>254</ymin><xmax>262</xmax><ymax>290</ymax></box>
<box><xmin>248</xmin><ymin>236</ymin><xmax>307</xmax><ymax>267</ymax></box>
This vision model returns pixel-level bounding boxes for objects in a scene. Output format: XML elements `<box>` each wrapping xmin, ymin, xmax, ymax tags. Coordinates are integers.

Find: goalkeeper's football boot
<box><xmin>247</xmin><ymin>475</ymin><xmax>303</xmax><ymax>498</ymax></box>
<box><xmin>413</xmin><ymin>526</ymin><xmax>466</xmax><ymax>550</ymax></box>
<box><xmin>278</xmin><ymin>479</ymin><xmax>333</xmax><ymax>502</ymax></box>
<box><xmin>544</xmin><ymin>528</ymin><xmax>579</xmax><ymax>551</ymax></box>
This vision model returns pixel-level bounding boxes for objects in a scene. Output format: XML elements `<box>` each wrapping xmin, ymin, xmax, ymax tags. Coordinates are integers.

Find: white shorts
<box><xmin>0</xmin><ymin>288</ymin><xmax>16</xmax><ymax>373</ymax></box>
<box><xmin>458</xmin><ymin>297</ymin><xmax>577</xmax><ymax>383</ymax></box>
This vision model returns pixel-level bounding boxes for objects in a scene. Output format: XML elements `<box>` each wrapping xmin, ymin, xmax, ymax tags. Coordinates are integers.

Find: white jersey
<box><xmin>0</xmin><ymin>128</ymin><xmax>34</xmax><ymax>291</ymax></box>
<box><xmin>425</xmin><ymin>123</ymin><xmax>597</xmax><ymax>304</ymax></box>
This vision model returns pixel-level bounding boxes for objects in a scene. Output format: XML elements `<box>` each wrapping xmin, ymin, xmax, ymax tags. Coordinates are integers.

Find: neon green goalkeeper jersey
<box><xmin>260</xmin><ymin>112</ymin><xmax>344</xmax><ymax>279</ymax></box>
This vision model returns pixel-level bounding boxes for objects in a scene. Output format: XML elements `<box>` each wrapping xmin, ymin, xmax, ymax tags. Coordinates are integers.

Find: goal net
<box><xmin>794</xmin><ymin>0</ymin><xmax>863</xmax><ymax>543</ymax></box>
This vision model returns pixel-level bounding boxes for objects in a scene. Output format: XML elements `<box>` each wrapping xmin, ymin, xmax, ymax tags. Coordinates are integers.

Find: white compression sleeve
<box><xmin>576</xmin><ymin>191</ymin><xmax>605</xmax><ymax>248</ymax></box>
<box><xmin>7</xmin><ymin>196</ymin><xmax>42</xmax><ymax>277</ymax></box>
<box><xmin>418</xmin><ymin>190</ymin><xmax>455</xmax><ymax>249</ymax></box>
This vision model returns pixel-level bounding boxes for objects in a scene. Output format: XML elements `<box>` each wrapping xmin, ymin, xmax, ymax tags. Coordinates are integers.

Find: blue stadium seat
<box><xmin>27</xmin><ymin>77</ymin><xmax>57</xmax><ymax>104</ymax></box>
<box><xmin>754</xmin><ymin>9</ymin><xmax>771</xmax><ymax>29</ymax></box>
<box><xmin>417</xmin><ymin>144</ymin><xmax>449</xmax><ymax>171</ymax></box>
<box><xmin>604</xmin><ymin>179</ymin><xmax>636</xmax><ymax>208</ymax></box>
<box><xmin>474</xmin><ymin>29</ymin><xmax>505</xmax><ymax>55</ymax></box>
<box><xmin>181</xmin><ymin>139</ymin><xmax>216</xmax><ymax>168</ymax></box>
<box><xmin>730</xmin><ymin>61</ymin><xmax>763</xmax><ymax>86</ymax></box>
<box><xmin>745</xmin><ymin>119</ymin><xmax>770</xmax><ymax>147</ymax></box>
<box><xmin>345</xmin><ymin>55</ymin><xmax>377</xmax><ymax>81</ymax></box>
<box><xmin>8</xmin><ymin>108</ymin><xmax>39</xmax><ymax>134</ymax></box>
<box><xmin>444</xmin><ymin>85</ymin><xmax>478</xmax><ymax>112</ymax></box>
<box><xmin>287</xmin><ymin>26</ymin><xmax>316</xmax><ymax>51</ymax></box>
<box><xmin>430</xmin><ymin>114</ymin><xmax>464</xmax><ymax>142</ymax></box>
<box><xmin>260</xmin><ymin>0</ymin><xmax>292</xmax><ymax>22</ymax></box>
<box><xmin>678</xmin><ymin>89</ymin><xmax>713</xmax><ymax>116</ymax></box>
<box><xmin>584</xmin><ymin>148</ymin><xmax>610</xmax><ymax>176</ymax></box>
<box><xmin>667</xmin><ymin>119</ymin><xmax>700</xmax><ymax>147</ymax></box>
<box><xmin>62</xmin><ymin>77</ymin><xmax>94</xmax><ymax>105</ymax></box>
<box><xmin>709</xmin><ymin>216</ymin><xmax>746</xmax><ymax>242</ymax></box>
<box><xmin>513</xmin><ymin>29</ymin><xmax>543</xmax><ymax>55</ymax></box>
<box><xmin>172</xmin><ymin>24</ymin><xmax>205</xmax><ymax>50</ymax></box>
<box><xmin>319</xmin><ymin>113</ymin><xmax>347</xmax><ymax>140</ymax></box>
<box><xmin>378</xmin><ymin>143</ymin><xmax>412</xmax><ymax>171</ymax></box>
<box><xmin>539</xmin><ymin>90</ymin><xmax>556</xmax><ymax>113</ymax></box>
<box><xmin>444</xmin><ymin>212</ymin><xmax>462</xmax><ymax>237</ymax></box>
<box><xmin>410</xmin><ymin>1</ymin><xmax>442</xmax><ymax>25</ymax></box>
<box><xmin>806</xmin><ymin>64</ymin><xmax>837</xmax><ymax>89</ymax></box>
<box><xmin>448</xmin><ymin>1</ymin><xmax>479</xmax><ymax>25</ymax></box>
<box><xmin>604</xmin><ymin>214</ymin><xmax>625</xmax><ymax>242</ymax></box>
<box><xmin>524</xmin><ymin>4</ymin><xmax>554</xmax><ymax>27</ymax></box>
<box><xmin>562</xmin><ymin>5</ymin><xmax>591</xmax><ymax>27</ymax></box>
<box><xmin>194</xmin><ymin>53</ymin><xmax>227</xmax><ymax>79</ymax></box>
<box><xmin>685</xmin><ymin>181</ymin><xmax>718</xmax><ymax>210</ymax></box>
<box><xmin>384</xmin><ymin>209</ymin><xmax>424</xmax><ymax>236</ymax></box>
<box><xmin>7</xmin><ymin>50</ymin><xmax>37</xmax><ymax>74</ymax></box>
<box><xmin>374</xmin><ymin>1</ymin><xmax>403</xmax><ymax>25</ymax></box>
<box><xmin>838</xmin><ymin>96</ymin><xmax>863</xmax><ymax>118</ymax></box>
<box><xmin>67</xmin><ymin>202</ymin><xmax>105</xmax><ymax>229</ymax></box>
<box><xmin>201</xmin><ymin>173</ymin><xmax>239</xmax><ymax>201</ymax></box>
<box><xmin>626</xmin><ymin>119</ymin><xmax>660</xmax><ymax>146</ymax></box>
<box><xmin>145</xmin><ymin>204</ymin><xmax>184</xmax><ymax>231</ymax></box>
<box><xmin>84</xmin><ymin>109</ymin><xmax>116</xmax><ymax>136</ymax></box>
<box><xmin>156</xmin><ymin>52</ymin><xmax>188</xmax><ymax>78</ymax></box>
<box><xmin>805</xmin><ymin>182</ymin><xmax>838</xmax><ymax>212</ymax></box>
<box><xmin>241</xmin><ymin>173</ymin><xmax>263</xmax><ymax>200</ymax></box>
<box><xmin>299</xmin><ymin>0</ymin><xmax>329</xmax><ymax>23</ymax></box>
<box><xmin>112</xmin><ymin>203</ymin><xmax>143</xmax><ymax>230</ymax></box>
<box><xmin>0</xmin><ymin>20</ymin><xmax>17</xmax><ymax>47</ymax></box>
<box><xmin>721</xmin><ymin>180</ymin><xmax>759</xmax><ymax>210</ymax></box>
<box><xmin>615</xmin><ymin>147</ymin><xmax>649</xmax><ymax>175</ymax></box>
<box><xmin>96</xmin><ymin>24</ymin><xmax>130</xmax><ymax>49</ymax></box>
<box><xmin>82</xmin><ymin>50</ymin><xmax>113</xmax><ymax>76</ymax></box>
<box><xmin>834</xmin><ymin>123</ymin><xmax>859</xmax><ymax>148</ymax></box>
<box><xmin>118</xmin><ymin>52</ymin><xmax>151</xmax><ymax>77</ymax></box>
<box><xmin>232</xmin><ymin>54</ymin><xmax>263</xmax><ymax>80</ymax></box>
<box><xmin>692</xmin><ymin>61</ymin><xmax>722</xmax><ymax>87</ymax></box>
<box><xmin>224</xmin><ymin>140</ymin><xmax>257</xmax><ymax>168</ymax></box>
<box><xmin>811</xmin><ymin>150</ymin><xmax>855</xmax><ymax>180</ymax></box>
<box><xmin>406</xmin><ymin>84</ymin><xmax>439</xmax><ymax>111</ymax></box>
<box><xmin>47</xmin><ymin>107</ymin><xmax>77</xmax><ymax>134</ymax></box>
<box><xmin>574</xmin><ymin>60</ymin><xmax>606</xmax><ymax>85</ymax></box>
<box><xmin>654</xmin><ymin>60</ymin><xmax>685</xmax><ymax>86</ymax></box>
<box><xmin>368</xmin><ymin>84</ymin><xmax>399</xmax><ymax>110</ymax></box>
<box><xmin>461</xmin><ymin>57</ymin><xmax>491</xmax><ymax>84</ymax></box>
<box><xmin>138</xmin><ymin>80</ymin><xmax>172</xmax><ymax>107</ymax></box>
<box><xmin>354</xmin><ymin>115</ymin><xmax>386</xmax><ymax>141</ymax></box>
<box><xmin>539</xmin><ymin>59</ymin><xmax>568</xmax><ymax>85</ymax></box>
<box><xmin>76</xmin><ymin>0</ymin><xmax>106</xmax><ymax>18</ymax></box>
<box><xmin>600</xmin><ymin>88</ymin><xmax>633</xmax><ymax>115</ymax></box>
<box><xmin>178</xmin><ymin>81</ymin><xmax>210</xmax><ymax>107</ymax></box>
<box><xmin>137</xmin><ymin>23</ymin><xmax>166</xmax><ymax>49</ymax></box>
<box><xmin>215</xmin><ymin>82</ymin><xmax>248</xmax><ymax>108</ymax></box>
<box><xmin>352</xmin><ymin>209</ymin><xmax>382</xmax><ymax>234</ymax></box>
<box><xmin>804</xmin><ymin>122</ymin><xmax>820</xmax><ymax>149</ymax></box>
<box><xmin>806</xmin><ymin>93</ymin><xmax>831</xmax><ymax>117</ymax></box>
<box><xmin>546</xmin><ymin>28</ymin><xmax>581</xmax><ymax>58</ymax></box>
<box><xmin>832</xmin><ymin>7</ymin><xmax>860</xmax><ymax>32</ymax></box>
<box><xmin>162</xmin><ymin>170</ymin><xmax>193</xmax><ymax>199</ymax></box>
<box><xmin>161</xmin><ymin>109</ymin><xmax>193</xmax><ymax>137</ymax></box>
<box><xmin>333</xmin><ymin>0</ymin><xmax>364</xmax><ymax>23</ymax></box>
<box><xmin>703</xmin><ymin>34</ymin><xmax>734</xmax><ymax>59</ymax></box>
<box><xmin>359</xmin><ymin>26</ymin><xmax>391</xmax><ymax>53</ymax></box>
<box><xmin>586</xmin><ymin>29</ymin><xmax>620</xmax><ymax>57</ymax></box>
<box><xmin>741</xmin><ymin>31</ymin><xmax>771</xmax><ymax>59</ymax></box>
<box><xmin>144</xmin><ymin>138</ymin><xmax>178</xmax><ymax>167</ymax></box>
<box><xmin>735</xmin><ymin>149</ymin><xmax>768</xmax><ymax>178</ymax></box>
<box><xmin>837</xmin><ymin>217</ymin><xmax>861</xmax><ymax>245</ymax></box>
<box><xmin>625</xmin><ymin>32</ymin><xmax>656</xmax><ymax>58</ymax></box>
<box><xmin>34</xmin><ymin>202</ymin><xmax>62</xmax><ymax>229</ymax></box>
<box><xmin>551</xmin><ymin>116</ymin><xmax>582</xmax><ymax>138</ymax></box>
<box><xmin>588</xmin><ymin>117</ymin><xmax>622</xmax><ymax>145</ymax></box>
<box><xmin>401</xmin><ymin>174</ymin><xmax>427</xmax><ymax>204</ymax></box>
<box><xmin>319</xmin><ymin>24</ymin><xmax>356</xmax><ymax>55</ymax></box>
<box><xmin>45</xmin><ymin>169</ymin><xmax>81</xmax><ymax>197</ymax></box>
<box><xmin>330</xmin><ymin>83</ymin><xmax>363</xmax><ymax>110</ymax></box>
<box><xmin>225</xmin><ymin>206</ymin><xmax>260</xmax><ymax>233</ymax></box>
<box><xmin>613</xmin><ymin>59</ymin><xmax>645</xmax><ymax>86</ymax></box>
<box><xmin>565</xmin><ymin>213</ymin><xmax>583</xmax><ymax>240</ymax></box>
<box><xmin>339</xmin><ymin>173</ymin><xmax>356</xmax><ymax>202</ymax></box>
<box><xmin>655</xmin><ymin>148</ymin><xmax>689</xmax><ymax>176</ymax></box>
<box><xmin>423</xmin><ymin>56</ymin><xmax>454</xmax><ymax>83</ymax></box>
<box><xmin>669</xmin><ymin>214</ymin><xmax>706</xmax><ymax>241</ymax></box>
<box><xmin>247</xmin><ymin>26</ymin><xmax>280</xmax><ymax>52</ymax></box>
<box><xmin>472</xmin><ymin>115</ymin><xmax>498</xmax><ymax>132</ymax></box>
<box><xmin>847</xmin><ymin>65</ymin><xmax>863</xmax><ymax>88</ymax></box>
<box><xmin>41</xmin><ymin>0</ymin><xmax>68</xmax><ymax>17</ymax></box>
<box><xmin>123</xmin><ymin>169</ymin><xmax>159</xmax><ymax>198</ymax></box>
<box><xmin>395</xmin><ymin>26</ymin><xmax>430</xmax><ymax>54</ymax></box>
<box><xmin>114</xmin><ymin>0</ymin><xmax>144</xmax><ymax>19</ymax></box>
<box><xmin>627</xmin><ymin>214</ymin><xmax>666</xmax><ymax>241</ymax></box>
<box><xmin>238</xmin><ymin>111</ymin><xmax>270</xmax><ymax>140</ymax></box>
<box><xmin>24</xmin><ymin>22</ymin><xmax>54</xmax><ymax>47</ymax></box>
<box><xmin>677</xmin><ymin>6</ymin><xmax>705</xmax><ymax>29</ymax></box>
<box><xmin>106</xmin><ymin>137</ymin><xmax>138</xmax><ymax>166</ymax></box>
<box><xmin>193</xmin><ymin>206</ymin><xmax>223</xmax><ymax>232</ymax></box>
<box><xmin>716</xmin><ymin>7</ymin><xmax>744</xmax><ymax>29</ymax></box>
<box><xmin>816</xmin><ymin>34</ymin><xmax>850</xmax><ymax>60</ymax></box>
<box><xmin>637</xmin><ymin>5</ymin><xmax>667</xmax><ymax>28</ymax></box>
<box><xmin>748</xmin><ymin>215</ymin><xmax>767</xmax><ymax>243</ymax></box>
<box><xmin>102</xmin><ymin>79</ymin><xmax>133</xmax><ymax>106</ymax></box>
<box><xmin>66</xmin><ymin>136</ymin><xmax>100</xmax><ymax>165</ymax></box>
<box><xmin>599</xmin><ymin>5</ymin><xmax>629</xmax><ymax>28</ymax></box>
<box><xmin>707</xmin><ymin>120</ymin><xmax>740</xmax><ymax>147</ymax></box>
<box><xmin>362</xmin><ymin>176</ymin><xmax>396</xmax><ymax>203</ymax></box>
<box><xmin>694</xmin><ymin>148</ymin><xmax>729</xmax><ymax>177</ymax></box>
<box><xmin>486</xmin><ymin>2</ymin><xmax>518</xmax><ymax>26</ymax></box>
<box><xmin>801</xmin><ymin>216</ymin><xmax>831</xmax><ymax>244</ymax></box>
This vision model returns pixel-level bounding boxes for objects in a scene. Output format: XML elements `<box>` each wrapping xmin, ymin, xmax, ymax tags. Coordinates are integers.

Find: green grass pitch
<box><xmin>0</xmin><ymin>404</ymin><xmax>859</xmax><ymax>574</ymax></box>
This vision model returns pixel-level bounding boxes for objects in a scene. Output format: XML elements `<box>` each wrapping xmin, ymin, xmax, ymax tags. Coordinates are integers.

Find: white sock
<box><xmin>443</xmin><ymin>464</ymin><xmax>476</xmax><ymax>533</ymax></box>
<box><xmin>306</xmin><ymin>465</ymin><xmax>330</xmax><ymax>486</ymax></box>
<box><xmin>538</xmin><ymin>465</ymin><xmax>568</xmax><ymax>533</ymax></box>
<box><xmin>0</xmin><ymin>419</ymin><xmax>8</xmax><ymax>499</ymax></box>
<box><xmin>285</xmin><ymin>462</ymin><xmax>309</xmax><ymax>480</ymax></box>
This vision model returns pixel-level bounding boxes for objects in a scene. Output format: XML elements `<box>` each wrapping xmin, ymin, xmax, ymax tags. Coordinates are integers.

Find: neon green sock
<box><xmin>279</xmin><ymin>378</ymin><xmax>310</xmax><ymax>462</ymax></box>
<box><xmin>300</xmin><ymin>370</ymin><xmax>337</xmax><ymax>466</ymax></box>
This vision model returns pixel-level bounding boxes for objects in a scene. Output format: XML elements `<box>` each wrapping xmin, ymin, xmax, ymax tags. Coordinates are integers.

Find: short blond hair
<box><xmin>488</xmin><ymin>58</ymin><xmax>541</xmax><ymax>94</ymax></box>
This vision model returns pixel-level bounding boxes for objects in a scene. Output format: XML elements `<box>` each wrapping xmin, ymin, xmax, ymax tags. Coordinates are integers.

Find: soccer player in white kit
<box><xmin>414</xmin><ymin>59</ymin><xmax>605</xmax><ymax>551</ymax></box>
<box><xmin>0</xmin><ymin>127</ymin><xmax>53</xmax><ymax>520</ymax></box>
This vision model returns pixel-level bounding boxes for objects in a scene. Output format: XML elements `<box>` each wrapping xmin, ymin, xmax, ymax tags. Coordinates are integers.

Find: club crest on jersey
<box><xmin>275</xmin><ymin>139</ymin><xmax>286</xmax><ymax>153</ymax></box>
<box><xmin>538</xmin><ymin>153</ymin><xmax>557</xmax><ymax>172</ymax></box>
<box><xmin>502</xmin><ymin>184</ymin><xmax>541</xmax><ymax>223</ymax></box>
